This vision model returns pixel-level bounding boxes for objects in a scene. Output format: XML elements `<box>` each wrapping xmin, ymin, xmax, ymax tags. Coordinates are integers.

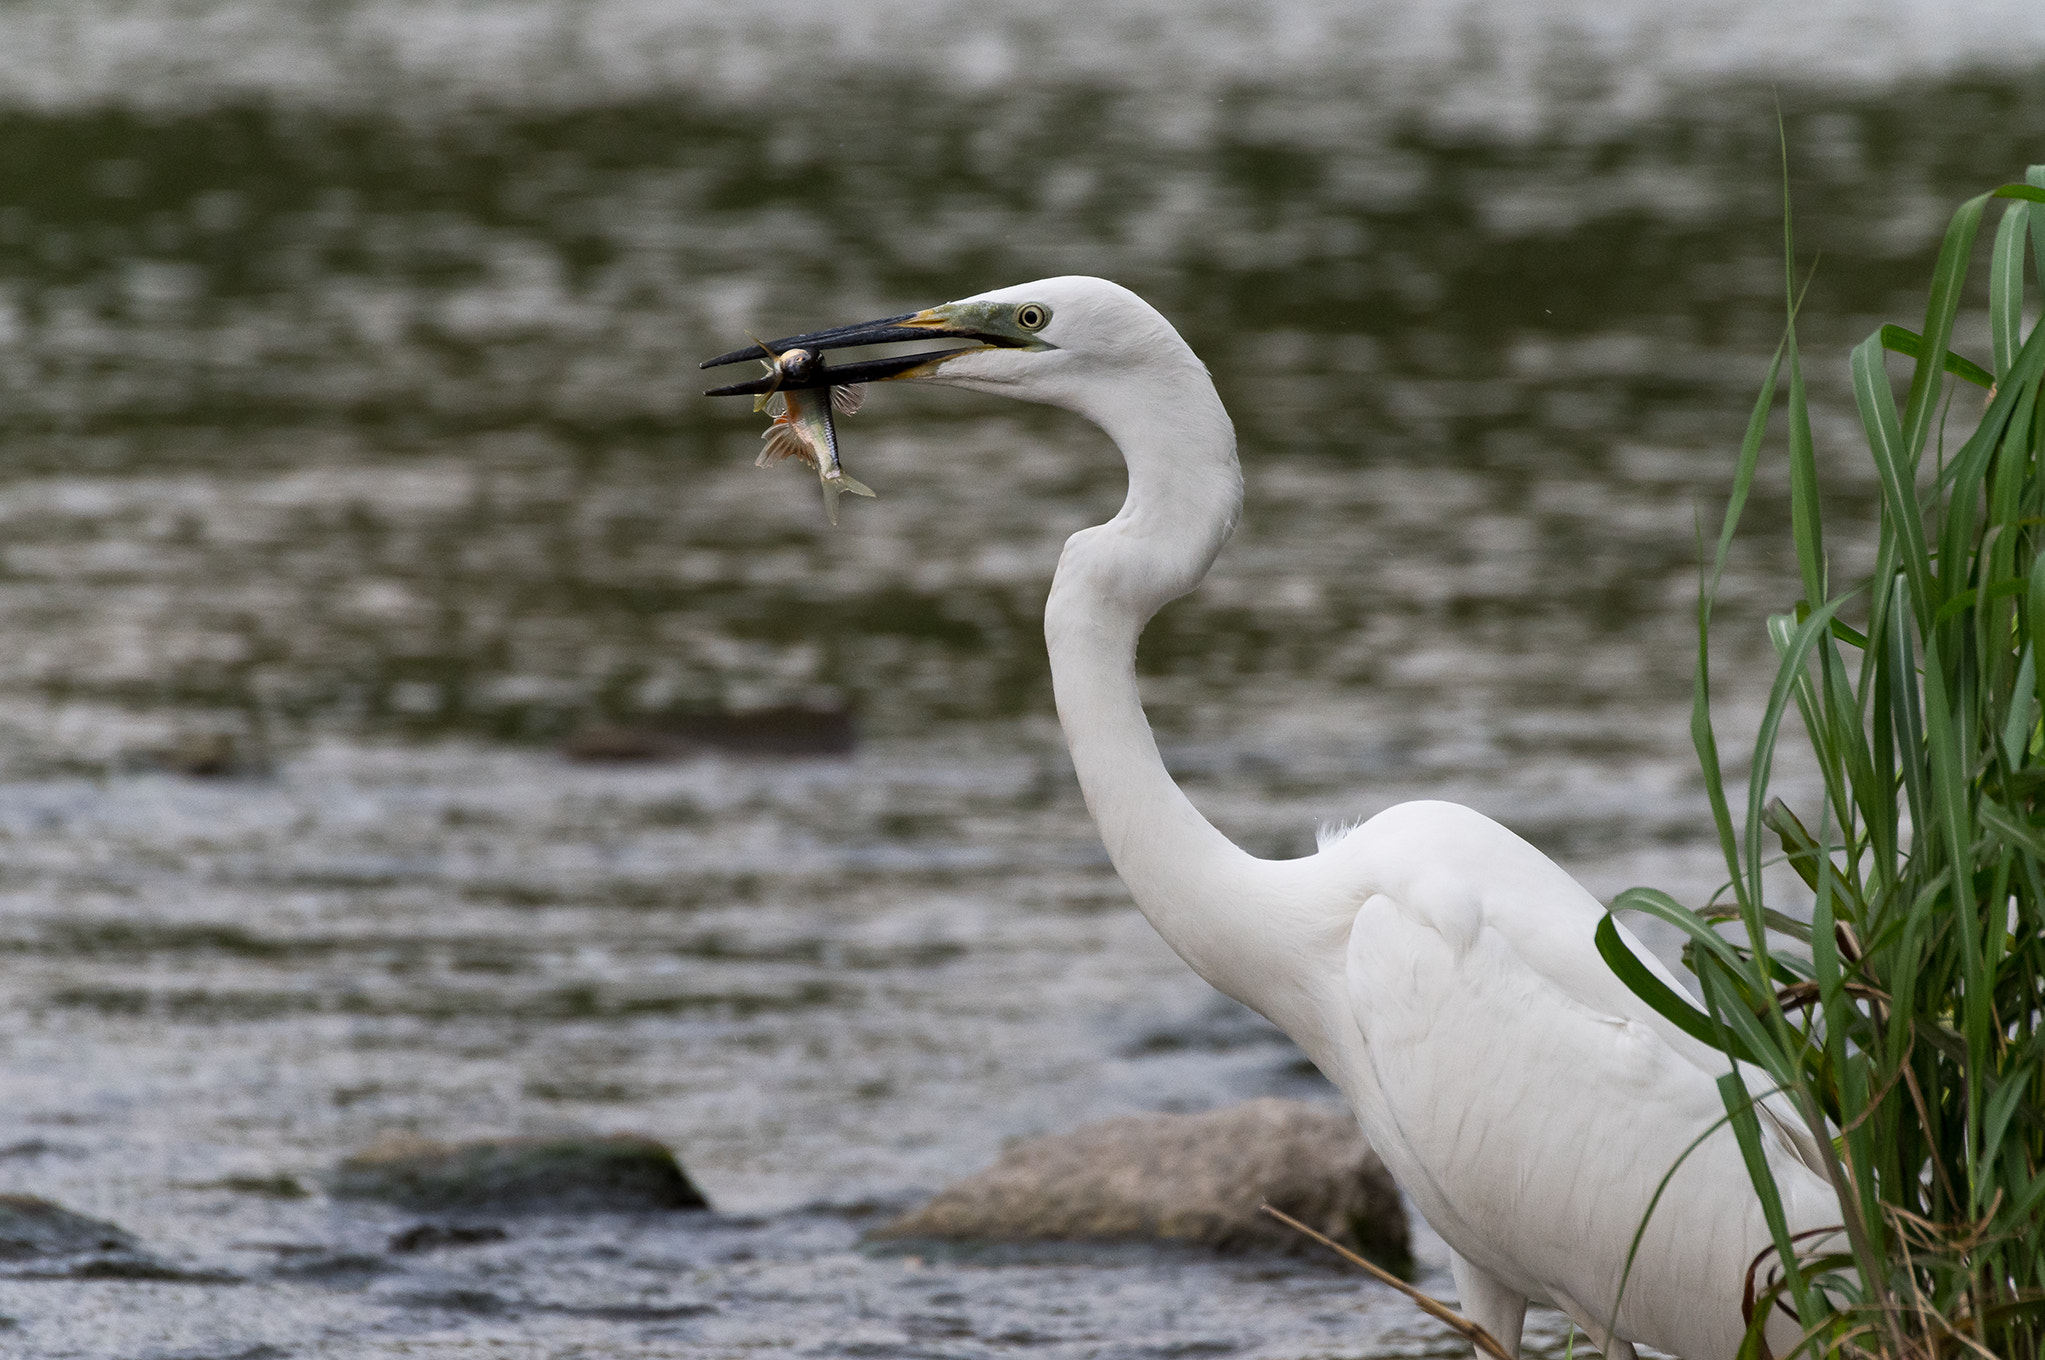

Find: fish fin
<box><xmin>831</xmin><ymin>384</ymin><xmax>866</xmax><ymax>416</ymax></box>
<box><xmin>750</xmin><ymin>359</ymin><xmax>781</xmax><ymax>414</ymax></box>
<box><xmin>835</xmin><ymin>474</ymin><xmax>876</xmax><ymax>498</ymax></box>
<box><xmin>820</xmin><ymin>481</ymin><xmax>840</xmax><ymax>525</ymax></box>
<box><xmin>758</xmin><ymin>422</ymin><xmax>816</xmax><ymax>469</ymax></box>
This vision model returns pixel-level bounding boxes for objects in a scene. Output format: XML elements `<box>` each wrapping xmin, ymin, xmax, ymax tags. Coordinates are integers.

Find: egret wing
<box><xmin>1465</xmin><ymin>878</ymin><xmax>1831</xmax><ymax>1175</ymax></box>
<box><xmin>1344</xmin><ymin>886</ymin><xmax>1808</xmax><ymax>1360</ymax></box>
<box><xmin>1331</xmin><ymin>801</ymin><xmax>1828</xmax><ymax>1174</ymax></box>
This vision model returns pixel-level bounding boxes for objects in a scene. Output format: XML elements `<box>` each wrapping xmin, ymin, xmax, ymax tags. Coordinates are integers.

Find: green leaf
<box><xmin>2030</xmin><ymin>165</ymin><xmax>2045</xmax><ymax>283</ymax></box>
<box><xmin>1999</xmin><ymin>645</ymin><xmax>2036</xmax><ymax>771</ymax></box>
<box><xmin>1595</xmin><ymin>914</ymin><xmax>1757</xmax><ymax>1064</ymax></box>
<box><xmin>1978</xmin><ymin>798</ymin><xmax>2045</xmax><ymax>860</ymax></box>
<box><xmin>1856</xmin><ymin>339</ymin><xmax>1934</xmax><ymax>639</ymax></box>
<box><xmin>1990</xmin><ymin>201</ymin><xmax>2031</xmax><ymax>377</ymax></box>
<box><xmin>1983</xmin><ymin>1030</ymin><xmax>2045</xmax><ymax>1164</ymax></box>
<box><xmin>1693</xmin><ymin>337</ymin><xmax>1789</xmax><ymax>898</ymax></box>
<box><xmin>1762</xmin><ymin>800</ymin><xmax>1868</xmax><ymax>918</ymax></box>
<box><xmin>1898</xmin><ymin>193</ymin><xmax>1993</xmax><ymax>456</ymax></box>
<box><xmin>1718</xmin><ymin>1071</ymin><xmax>1821</xmax><ymax>1330</ymax></box>
<box><xmin>1932</xmin><ymin>576</ymin><xmax>2027</xmax><ymax>627</ymax></box>
<box><xmin>1880</xmin><ymin>323</ymin><xmax>1995</xmax><ymax>391</ymax></box>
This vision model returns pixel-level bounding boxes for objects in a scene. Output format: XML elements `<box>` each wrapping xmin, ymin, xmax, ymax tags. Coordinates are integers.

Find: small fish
<box><xmin>751</xmin><ymin>344</ymin><xmax>876</xmax><ymax>525</ymax></box>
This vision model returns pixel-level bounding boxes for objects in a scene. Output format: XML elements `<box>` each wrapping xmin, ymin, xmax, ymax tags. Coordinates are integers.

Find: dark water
<box><xmin>0</xmin><ymin>2</ymin><xmax>2042</xmax><ymax>1356</ymax></box>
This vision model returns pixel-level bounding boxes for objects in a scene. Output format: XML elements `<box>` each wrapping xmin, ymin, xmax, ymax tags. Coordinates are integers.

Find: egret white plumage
<box><xmin>703</xmin><ymin>277</ymin><xmax>1842</xmax><ymax>1360</ymax></box>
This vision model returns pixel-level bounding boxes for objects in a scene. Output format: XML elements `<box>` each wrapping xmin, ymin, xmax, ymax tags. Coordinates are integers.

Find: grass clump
<box><xmin>1606</xmin><ymin>162</ymin><xmax>2045</xmax><ymax>1357</ymax></box>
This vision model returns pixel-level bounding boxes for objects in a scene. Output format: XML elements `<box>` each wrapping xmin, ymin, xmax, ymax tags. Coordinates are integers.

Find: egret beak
<box><xmin>699</xmin><ymin>306</ymin><xmax>1019</xmax><ymax>398</ymax></box>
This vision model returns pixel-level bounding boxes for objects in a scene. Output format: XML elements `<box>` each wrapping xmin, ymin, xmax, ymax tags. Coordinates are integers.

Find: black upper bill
<box><xmin>701</xmin><ymin>308</ymin><xmax>1030</xmax><ymax>396</ymax></box>
<box><xmin>699</xmin><ymin>312</ymin><xmax>928</xmax><ymax>370</ymax></box>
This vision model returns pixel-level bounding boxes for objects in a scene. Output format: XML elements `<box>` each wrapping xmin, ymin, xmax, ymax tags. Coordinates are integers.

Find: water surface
<box><xmin>0</xmin><ymin>3</ymin><xmax>2042</xmax><ymax>1356</ymax></box>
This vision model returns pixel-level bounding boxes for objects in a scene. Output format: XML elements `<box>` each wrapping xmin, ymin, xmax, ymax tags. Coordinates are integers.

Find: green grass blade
<box><xmin>1899</xmin><ymin>193</ymin><xmax>1992</xmax><ymax>459</ymax></box>
<box><xmin>1788</xmin><ymin>349</ymin><xmax>1825</xmax><ymax>604</ymax></box>
<box><xmin>2000</xmin><ymin>645</ymin><xmax>2037</xmax><ymax>770</ymax></box>
<box><xmin>1717</xmin><ymin>1070</ymin><xmax>1821</xmax><ymax>1330</ymax></box>
<box><xmin>2030</xmin><ymin>165</ymin><xmax>2045</xmax><ymax>284</ymax></box>
<box><xmin>1743</xmin><ymin>598</ymin><xmax>1850</xmax><ymax>945</ymax></box>
<box><xmin>1983</xmin><ymin>1030</ymin><xmax>2045</xmax><ymax>1166</ymax></box>
<box><xmin>1881</xmin><ymin>323</ymin><xmax>1995</xmax><ymax>390</ymax></box>
<box><xmin>1595</xmin><ymin>913</ymin><xmax>1755</xmax><ymax>1062</ymax></box>
<box><xmin>1991</xmin><ymin>202</ymin><xmax>2032</xmax><ymax>377</ymax></box>
<box><xmin>1695</xmin><ymin>340</ymin><xmax>1790</xmax><ymax>892</ymax></box>
<box><xmin>1855</xmin><ymin>334</ymin><xmax>1936</xmax><ymax>630</ymax></box>
<box><xmin>1610</xmin><ymin>887</ymin><xmax>1758</xmax><ymax>976</ymax></box>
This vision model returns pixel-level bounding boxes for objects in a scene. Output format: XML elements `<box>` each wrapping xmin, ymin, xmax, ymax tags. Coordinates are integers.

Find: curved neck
<box><xmin>1044</xmin><ymin>363</ymin><xmax>1274</xmax><ymax>1005</ymax></box>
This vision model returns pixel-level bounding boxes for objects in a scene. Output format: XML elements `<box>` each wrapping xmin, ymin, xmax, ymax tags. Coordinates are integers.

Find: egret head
<box><xmin>703</xmin><ymin>276</ymin><xmax>1199</xmax><ymax>420</ymax></box>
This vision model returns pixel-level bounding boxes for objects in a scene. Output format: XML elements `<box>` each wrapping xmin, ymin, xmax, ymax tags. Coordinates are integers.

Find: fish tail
<box><xmin>835</xmin><ymin>474</ymin><xmax>876</xmax><ymax>499</ymax></box>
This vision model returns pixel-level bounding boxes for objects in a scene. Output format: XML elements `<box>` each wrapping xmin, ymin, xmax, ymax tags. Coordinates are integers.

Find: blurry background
<box><xmin>0</xmin><ymin>1</ymin><xmax>2041</xmax><ymax>1356</ymax></box>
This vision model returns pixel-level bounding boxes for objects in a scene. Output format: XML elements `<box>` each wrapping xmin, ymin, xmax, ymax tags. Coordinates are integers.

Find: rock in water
<box><xmin>870</xmin><ymin>1098</ymin><xmax>1409</xmax><ymax>1268</ymax></box>
<box><xmin>0</xmin><ymin>1195</ymin><xmax>219</xmax><ymax>1280</ymax></box>
<box><xmin>331</xmin><ymin>1133</ymin><xmax>709</xmax><ymax>1212</ymax></box>
<box><xmin>387</xmin><ymin>1223</ymin><xmax>509</xmax><ymax>1253</ymax></box>
<box><xmin>561</xmin><ymin>705</ymin><xmax>856</xmax><ymax>762</ymax></box>
<box><xmin>0</xmin><ymin>1195</ymin><xmax>141</xmax><ymax>1261</ymax></box>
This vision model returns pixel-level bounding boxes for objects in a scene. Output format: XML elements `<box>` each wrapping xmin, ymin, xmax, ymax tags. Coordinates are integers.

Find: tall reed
<box><xmin>1603</xmin><ymin>163</ymin><xmax>2045</xmax><ymax>1357</ymax></box>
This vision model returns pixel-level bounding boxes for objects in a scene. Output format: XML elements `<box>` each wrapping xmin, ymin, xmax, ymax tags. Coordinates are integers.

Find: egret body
<box><xmin>703</xmin><ymin>277</ymin><xmax>1841</xmax><ymax>1360</ymax></box>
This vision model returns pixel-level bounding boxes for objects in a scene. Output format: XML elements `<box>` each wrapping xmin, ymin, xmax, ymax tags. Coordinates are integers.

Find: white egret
<box><xmin>703</xmin><ymin>277</ymin><xmax>1841</xmax><ymax>1360</ymax></box>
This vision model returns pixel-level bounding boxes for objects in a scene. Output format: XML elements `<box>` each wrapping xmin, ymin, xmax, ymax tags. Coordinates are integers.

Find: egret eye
<box><xmin>1015</xmin><ymin>303</ymin><xmax>1050</xmax><ymax>332</ymax></box>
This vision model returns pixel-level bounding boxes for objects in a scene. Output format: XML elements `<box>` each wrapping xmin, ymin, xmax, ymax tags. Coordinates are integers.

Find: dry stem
<box><xmin>1258</xmin><ymin>1203</ymin><xmax>1517</xmax><ymax>1360</ymax></box>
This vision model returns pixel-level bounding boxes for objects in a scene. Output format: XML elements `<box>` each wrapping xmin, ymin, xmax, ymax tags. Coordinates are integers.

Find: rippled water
<box><xmin>0</xmin><ymin>2</ymin><xmax>2042</xmax><ymax>1356</ymax></box>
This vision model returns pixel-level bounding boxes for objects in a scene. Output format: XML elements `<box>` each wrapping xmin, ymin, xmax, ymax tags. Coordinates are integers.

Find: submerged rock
<box><xmin>561</xmin><ymin>704</ymin><xmax>856</xmax><ymax>762</ymax></box>
<box><xmin>869</xmin><ymin>1098</ymin><xmax>1409</xmax><ymax>1268</ymax></box>
<box><xmin>0</xmin><ymin>1194</ymin><xmax>226</xmax><ymax>1281</ymax></box>
<box><xmin>387</xmin><ymin>1223</ymin><xmax>509</xmax><ymax>1253</ymax></box>
<box><xmin>187</xmin><ymin>1174</ymin><xmax>310</xmax><ymax>1199</ymax></box>
<box><xmin>330</xmin><ymin>1133</ymin><xmax>709</xmax><ymax>1212</ymax></box>
<box><xmin>0</xmin><ymin>1195</ymin><xmax>141</xmax><ymax>1261</ymax></box>
<box><xmin>167</xmin><ymin>732</ymin><xmax>263</xmax><ymax>777</ymax></box>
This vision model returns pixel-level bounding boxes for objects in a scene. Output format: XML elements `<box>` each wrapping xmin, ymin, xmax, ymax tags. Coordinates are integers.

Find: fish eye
<box><xmin>1015</xmin><ymin>303</ymin><xmax>1050</xmax><ymax>332</ymax></box>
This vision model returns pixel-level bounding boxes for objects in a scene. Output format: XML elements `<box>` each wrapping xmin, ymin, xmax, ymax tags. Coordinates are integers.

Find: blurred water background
<box><xmin>0</xmin><ymin>2</ymin><xmax>2042</xmax><ymax>1356</ymax></box>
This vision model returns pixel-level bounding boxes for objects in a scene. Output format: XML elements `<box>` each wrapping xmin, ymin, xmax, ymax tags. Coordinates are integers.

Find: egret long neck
<box><xmin>1044</xmin><ymin>365</ymin><xmax>1275</xmax><ymax>1007</ymax></box>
